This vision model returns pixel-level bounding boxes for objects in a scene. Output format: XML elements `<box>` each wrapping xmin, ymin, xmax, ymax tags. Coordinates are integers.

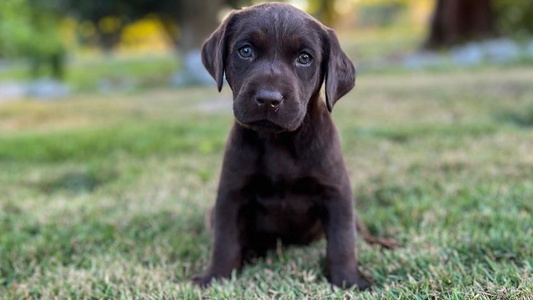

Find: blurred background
<box><xmin>1</xmin><ymin>1</ymin><xmax>533</xmax><ymax>298</ymax></box>
<box><xmin>1</xmin><ymin>0</ymin><xmax>532</xmax><ymax>97</ymax></box>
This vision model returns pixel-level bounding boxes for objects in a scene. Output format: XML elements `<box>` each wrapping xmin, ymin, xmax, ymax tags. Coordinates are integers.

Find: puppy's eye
<box><xmin>238</xmin><ymin>46</ymin><xmax>253</xmax><ymax>58</ymax></box>
<box><xmin>297</xmin><ymin>52</ymin><xmax>312</xmax><ymax>65</ymax></box>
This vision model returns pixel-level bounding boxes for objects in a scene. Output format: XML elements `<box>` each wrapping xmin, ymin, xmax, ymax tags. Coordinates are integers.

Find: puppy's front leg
<box><xmin>324</xmin><ymin>191</ymin><xmax>370</xmax><ymax>290</ymax></box>
<box><xmin>193</xmin><ymin>189</ymin><xmax>243</xmax><ymax>287</ymax></box>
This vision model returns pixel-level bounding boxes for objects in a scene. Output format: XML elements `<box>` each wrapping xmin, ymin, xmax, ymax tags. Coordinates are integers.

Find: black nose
<box><xmin>255</xmin><ymin>90</ymin><xmax>283</xmax><ymax>107</ymax></box>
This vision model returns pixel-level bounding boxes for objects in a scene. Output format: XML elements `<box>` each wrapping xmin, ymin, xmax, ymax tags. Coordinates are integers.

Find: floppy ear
<box><xmin>201</xmin><ymin>12</ymin><xmax>236</xmax><ymax>92</ymax></box>
<box><xmin>324</xmin><ymin>28</ymin><xmax>356</xmax><ymax>112</ymax></box>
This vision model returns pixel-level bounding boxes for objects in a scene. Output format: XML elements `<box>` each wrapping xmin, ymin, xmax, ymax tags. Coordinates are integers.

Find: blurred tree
<box><xmin>308</xmin><ymin>0</ymin><xmax>338</xmax><ymax>27</ymax></box>
<box><xmin>152</xmin><ymin>0</ymin><xmax>253</xmax><ymax>85</ymax></box>
<box><xmin>59</xmin><ymin>0</ymin><xmax>252</xmax><ymax>55</ymax></box>
<box><xmin>156</xmin><ymin>0</ymin><xmax>223</xmax><ymax>54</ymax></box>
<box><xmin>0</xmin><ymin>0</ymin><xmax>66</xmax><ymax>79</ymax></box>
<box><xmin>60</xmin><ymin>0</ymin><xmax>138</xmax><ymax>54</ymax></box>
<box><xmin>354</xmin><ymin>0</ymin><xmax>409</xmax><ymax>28</ymax></box>
<box><xmin>57</xmin><ymin>0</ymin><xmax>252</xmax><ymax>84</ymax></box>
<box><xmin>425</xmin><ymin>0</ymin><xmax>496</xmax><ymax>49</ymax></box>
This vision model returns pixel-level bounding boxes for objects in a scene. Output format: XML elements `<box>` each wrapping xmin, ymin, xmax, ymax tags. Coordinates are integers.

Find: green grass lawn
<box><xmin>1</xmin><ymin>66</ymin><xmax>532</xmax><ymax>299</ymax></box>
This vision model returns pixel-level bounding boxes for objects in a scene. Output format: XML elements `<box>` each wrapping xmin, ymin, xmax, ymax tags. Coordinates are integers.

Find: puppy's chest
<box><xmin>245</xmin><ymin>174</ymin><xmax>324</xmax><ymax>211</ymax></box>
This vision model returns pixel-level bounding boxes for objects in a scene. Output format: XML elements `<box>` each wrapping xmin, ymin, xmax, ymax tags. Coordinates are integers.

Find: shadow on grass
<box><xmin>34</xmin><ymin>169</ymin><xmax>118</xmax><ymax>194</ymax></box>
<box><xmin>495</xmin><ymin>102</ymin><xmax>533</xmax><ymax>127</ymax></box>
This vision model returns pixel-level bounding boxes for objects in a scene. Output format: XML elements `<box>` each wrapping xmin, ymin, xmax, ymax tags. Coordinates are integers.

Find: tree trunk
<box><xmin>177</xmin><ymin>0</ymin><xmax>223</xmax><ymax>54</ymax></box>
<box><xmin>425</xmin><ymin>0</ymin><xmax>496</xmax><ymax>49</ymax></box>
<box><xmin>308</xmin><ymin>0</ymin><xmax>338</xmax><ymax>28</ymax></box>
<box><xmin>169</xmin><ymin>0</ymin><xmax>224</xmax><ymax>86</ymax></box>
<box><xmin>316</xmin><ymin>0</ymin><xmax>337</xmax><ymax>28</ymax></box>
<box><xmin>94</xmin><ymin>24</ymin><xmax>123</xmax><ymax>55</ymax></box>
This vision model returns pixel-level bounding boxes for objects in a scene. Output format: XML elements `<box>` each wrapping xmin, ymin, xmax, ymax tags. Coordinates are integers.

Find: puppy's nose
<box><xmin>255</xmin><ymin>90</ymin><xmax>283</xmax><ymax>107</ymax></box>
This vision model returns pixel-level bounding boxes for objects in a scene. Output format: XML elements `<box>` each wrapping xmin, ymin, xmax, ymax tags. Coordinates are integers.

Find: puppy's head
<box><xmin>202</xmin><ymin>3</ymin><xmax>355</xmax><ymax>132</ymax></box>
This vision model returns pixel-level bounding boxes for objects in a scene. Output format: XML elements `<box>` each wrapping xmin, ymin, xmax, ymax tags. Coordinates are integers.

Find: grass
<box><xmin>1</xmin><ymin>66</ymin><xmax>533</xmax><ymax>299</ymax></box>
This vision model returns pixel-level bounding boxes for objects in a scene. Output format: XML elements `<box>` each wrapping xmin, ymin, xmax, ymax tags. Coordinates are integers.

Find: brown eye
<box><xmin>297</xmin><ymin>52</ymin><xmax>312</xmax><ymax>65</ymax></box>
<box><xmin>238</xmin><ymin>46</ymin><xmax>253</xmax><ymax>58</ymax></box>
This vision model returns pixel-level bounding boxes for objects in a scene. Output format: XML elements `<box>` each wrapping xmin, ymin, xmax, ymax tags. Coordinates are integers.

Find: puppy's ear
<box><xmin>201</xmin><ymin>12</ymin><xmax>236</xmax><ymax>92</ymax></box>
<box><xmin>323</xmin><ymin>28</ymin><xmax>356</xmax><ymax>112</ymax></box>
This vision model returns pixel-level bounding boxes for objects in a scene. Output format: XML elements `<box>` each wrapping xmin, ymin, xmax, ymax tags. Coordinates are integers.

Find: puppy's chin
<box><xmin>236</xmin><ymin>119</ymin><xmax>300</xmax><ymax>133</ymax></box>
<box><xmin>236</xmin><ymin>119</ymin><xmax>286</xmax><ymax>133</ymax></box>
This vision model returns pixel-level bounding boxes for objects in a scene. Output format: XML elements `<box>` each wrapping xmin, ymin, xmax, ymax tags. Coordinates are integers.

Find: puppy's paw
<box><xmin>192</xmin><ymin>274</ymin><xmax>215</xmax><ymax>288</ymax></box>
<box><xmin>329</xmin><ymin>269</ymin><xmax>371</xmax><ymax>290</ymax></box>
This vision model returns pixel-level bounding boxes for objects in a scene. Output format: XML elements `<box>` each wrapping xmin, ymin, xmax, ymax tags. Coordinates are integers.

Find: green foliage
<box><xmin>0</xmin><ymin>0</ymin><xmax>63</xmax><ymax>58</ymax></box>
<box><xmin>0</xmin><ymin>0</ymin><xmax>65</xmax><ymax>78</ymax></box>
<box><xmin>494</xmin><ymin>0</ymin><xmax>533</xmax><ymax>38</ymax></box>
<box><xmin>0</xmin><ymin>0</ymin><xmax>31</xmax><ymax>57</ymax></box>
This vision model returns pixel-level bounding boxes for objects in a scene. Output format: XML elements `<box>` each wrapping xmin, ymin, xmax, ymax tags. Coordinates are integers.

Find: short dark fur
<box><xmin>194</xmin><ymin>3</ymin><xmax>397</xmax><ymax>289</ymax></box>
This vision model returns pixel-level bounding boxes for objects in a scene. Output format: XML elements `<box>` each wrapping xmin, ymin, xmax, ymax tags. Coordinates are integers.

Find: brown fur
<box><xmin>193</xmin><ymin>3</ymin><xmax>397</xmax><ymax>289</ymax></box>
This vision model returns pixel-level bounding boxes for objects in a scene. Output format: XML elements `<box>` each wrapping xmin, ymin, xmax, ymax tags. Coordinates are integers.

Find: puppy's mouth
<box><xmin>240</xmin><ymin>120</ymin><xmax>287</xmax><ymax>132</ymax></box>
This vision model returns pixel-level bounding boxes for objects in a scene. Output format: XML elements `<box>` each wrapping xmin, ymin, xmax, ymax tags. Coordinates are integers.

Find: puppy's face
<box><xmin>224</xmin><ymin>7</ymin><xmax>324</xmax><ymax>132</ymax></box>
<box><xmin>202</xmin><ymin>3</ymin><xmax>356</xmax><ymax>132</ymax></box>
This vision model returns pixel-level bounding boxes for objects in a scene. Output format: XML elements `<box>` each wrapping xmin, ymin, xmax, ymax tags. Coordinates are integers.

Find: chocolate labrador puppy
<box><xmin>194</xmin><ymin>3</ymin><xmax>396</xmax><ymax>289</ymax></box>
